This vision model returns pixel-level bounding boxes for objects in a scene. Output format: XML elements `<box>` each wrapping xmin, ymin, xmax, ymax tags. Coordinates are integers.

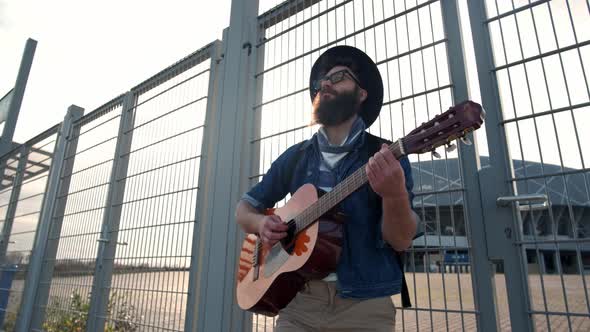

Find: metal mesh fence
<box><xmin>0</xmin><ymin>154</ymin><xmax>21</xmax><ymax>237</ymax></box>
<box><xmin>0</xmin><ymin>150</ymin><xmax>25</xmax><ymax>331</ymax></box>
<box><xmin>250</xmin><ymin>0</ymin><xmax>476</xmax><ymax>330</ymax></box>
<box><xmin>0</xmin><ymin>127</ymin><xmax>58</xmax><ymax>330</ymax></box>
<box><xmin>39</xmin><ymin>100</ymin><xmax>123</xmax><ymax>329</ymax></box>
<box><xmin>103</xmin><ymin>52</ymin><xmax>211</xmax><ymax>331</ymax></box>
<box><xmin>484</xmin><ymin>0</ymin><xmax>590</xmax><ymax>330</ymax></box>
<box><xmin>29</xmin><ymin>46</ymin><xmax>214</xmax><ymax>331</ymax></box>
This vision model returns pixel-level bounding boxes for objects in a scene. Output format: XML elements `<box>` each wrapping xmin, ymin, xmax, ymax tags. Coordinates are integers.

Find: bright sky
<box><xmin>0</xmin><ymin>0</ymin><xmax>234</xmax><ymax>143</ymax></box>
<box><xmin>1</xmin><ymin>0</ymin><xmax>587</xmax><ymax>166</ymax></box>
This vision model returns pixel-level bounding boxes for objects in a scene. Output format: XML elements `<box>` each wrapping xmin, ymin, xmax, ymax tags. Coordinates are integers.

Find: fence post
<box><xmin>440</xmin><ymin>0</ymin><xmax>501</xmax><ymax>330</ymax></box>
<box><xmin>236</xmin><ymin>19</ymin><xmax>267</xmax><ymax>332</ymax></box>
<box><xmin>85</xmin><ymin>92</ymin><xmax>136</xmax><ymax>332</ymax></box>
<box><xmin>0</xmin><ymin>38</ymin><xmax>37</xmax><ymax>205</ymax></box>
<box><xmin>184</xmin><ymin>40</ymin><xmax>225</xmax><ymax>332</ymax></box>
<box><xmin>0</xmin><ymin>145</ymin><xmax>29</xmax><ymax>263</ymax></box>
<box><xmin>185</xmin><ymin>0</ymin><xmax>260</xmax><ymax>330</ymax></box>
<box><xmin>463</xmin><ymin>0</ymin><xmax>534</xmax><ymax>330</ymax></box>
<box><xmin>0</xmin><ymin>38</ymin><xmax>36</xmax><ymax>156</ymax></box>
<box><xmin>16</xmin><ymin>105</ymin><xmax>84</xmax><ymax>332</ymax></box>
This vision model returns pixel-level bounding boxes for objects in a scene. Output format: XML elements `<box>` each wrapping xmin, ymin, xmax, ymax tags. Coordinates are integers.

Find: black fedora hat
<box><xmin>309</xmin><ymin>45</ymin><xmax>383</xmax><ymax>128</ymax></box>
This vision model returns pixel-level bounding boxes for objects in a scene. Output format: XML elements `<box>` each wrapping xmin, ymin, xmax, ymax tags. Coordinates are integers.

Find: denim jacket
<box><xmin>242</xmin><ymin>130</ymin><xmax>415</xmax><ymax>299</ymax></box>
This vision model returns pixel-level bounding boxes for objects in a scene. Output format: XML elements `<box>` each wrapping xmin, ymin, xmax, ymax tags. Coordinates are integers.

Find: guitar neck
<box><xmin>294</xmin><ymin>139</ymin><xmax>404</xmax><ymax>230</ymax></box>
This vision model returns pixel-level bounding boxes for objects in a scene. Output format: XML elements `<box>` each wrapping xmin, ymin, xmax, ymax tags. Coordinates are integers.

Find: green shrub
<box><xmin>2</xmin><ymin>312</ymin><xmax>17</xmax><ymax>331</ymax></box>
<box><xmin>41</xmin><ymin>290</ymin><xmax>140</xmax><ymax>332</ymax></box>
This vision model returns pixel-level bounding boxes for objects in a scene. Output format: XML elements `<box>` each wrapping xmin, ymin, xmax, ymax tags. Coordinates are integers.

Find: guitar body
<box><xmin>236</xmin><ymin>184</ymin><xmax>344</xmax><ymax>316</ymax></box>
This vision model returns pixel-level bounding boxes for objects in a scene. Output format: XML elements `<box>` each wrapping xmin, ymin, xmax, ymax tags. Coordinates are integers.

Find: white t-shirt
<box><xmin>317</xmin><ymin>127</ymin><xmax>363</xmax><ymax>282</ymax></box>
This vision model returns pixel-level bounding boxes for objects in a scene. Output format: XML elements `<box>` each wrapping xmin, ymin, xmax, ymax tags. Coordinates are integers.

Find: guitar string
<box><xmin>302</xmin><ymin>141</ymin><xmax>399</xmax><ymax>226</ymax></box>
<box><xmin>294</xmin><ymin>140</ymin><xmax>402</xmax><ymax>231</ymax></box>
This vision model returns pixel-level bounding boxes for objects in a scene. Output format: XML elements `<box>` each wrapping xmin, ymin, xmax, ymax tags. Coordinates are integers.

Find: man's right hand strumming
<box><xmin>257</xmin><ymin>215</ymin><xmax>288</xmax><ymax>247</ymax></box>
<box><xmin>236</xmin><ymin>200</ymin><xmax>288</xmax><ymax>247</ymax></box>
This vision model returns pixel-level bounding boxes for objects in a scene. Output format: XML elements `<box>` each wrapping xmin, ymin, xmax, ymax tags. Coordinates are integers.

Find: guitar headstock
<box><xmin>402</xmin><ymin>100</ymin><xmax>485</xmax><ymax>155</ymax></box>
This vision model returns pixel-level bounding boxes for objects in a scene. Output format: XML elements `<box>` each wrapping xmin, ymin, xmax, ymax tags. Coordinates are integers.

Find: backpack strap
<box><xmin>365</xmin><ymin>133</ymin><xmax>412</xmax><ymax>308</ymax></box>
<box><xmin>364</xmin><ymin>132</ymin><xmax>390</xmax><ymax>155</ymax></box>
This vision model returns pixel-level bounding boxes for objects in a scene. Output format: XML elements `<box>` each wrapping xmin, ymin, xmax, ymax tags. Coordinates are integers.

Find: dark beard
<box><xmin>312</xmin><ymin>86</ymin><xmax>360</xmax><ymax>126</ymax></box>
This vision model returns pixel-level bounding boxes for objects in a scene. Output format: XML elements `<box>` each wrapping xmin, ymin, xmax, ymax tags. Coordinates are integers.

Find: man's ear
<box><xmin>358</xmin><ymin>88</ymin><xmax>368</xmax><ymax>103</ymax></box>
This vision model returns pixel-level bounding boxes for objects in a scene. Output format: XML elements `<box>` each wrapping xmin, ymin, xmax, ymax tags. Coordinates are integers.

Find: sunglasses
<box><xmin>312</xmin><ymin>69</ymin><xmax>362</xmax><ymax>94</ymax></box>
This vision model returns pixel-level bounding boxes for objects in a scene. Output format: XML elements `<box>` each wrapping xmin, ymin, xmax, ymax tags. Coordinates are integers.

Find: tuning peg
<box><xmin>460</xmin><ymin>137</ymin><xmax>472</xmax><ymax>146</ymax></box>
<box><xmin>445</xmin><ymin>143</ymin><xmax>457</xmax><ymax>153</ymax></box>
<box><xmin>432</xmin><ymin>149</ymin><xmax>441</xmax><ymax>159</ymax></box>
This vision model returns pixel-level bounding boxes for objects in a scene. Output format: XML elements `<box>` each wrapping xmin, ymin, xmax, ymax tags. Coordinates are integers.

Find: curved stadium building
<box><xmin>409</xmin><ymin>157</ymin><xmax>590</xmax><ymax>275</ymax></box>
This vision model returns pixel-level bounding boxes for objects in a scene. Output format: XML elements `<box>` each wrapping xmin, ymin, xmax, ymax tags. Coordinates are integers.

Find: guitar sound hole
<box><xmin>280</xmin><ymin>219</ymin><xmax>297</xmax><ymax>254</ymax></box>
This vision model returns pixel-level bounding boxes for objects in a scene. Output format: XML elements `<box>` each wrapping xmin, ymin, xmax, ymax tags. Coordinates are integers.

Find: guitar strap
<box><xmin>285</xmin><ymin>134</ymin><xmax>413</xmax><ymax>308</ymax></box>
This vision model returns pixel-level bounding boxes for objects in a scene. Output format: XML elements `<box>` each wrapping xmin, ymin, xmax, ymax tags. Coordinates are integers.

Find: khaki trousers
<box><xmin>275</xmin><ymin>280</ymin><xmax>396</xmax><ymax>332</ymax></box>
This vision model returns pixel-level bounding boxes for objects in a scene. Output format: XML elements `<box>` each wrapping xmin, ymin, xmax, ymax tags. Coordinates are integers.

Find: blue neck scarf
<box><xmin>317</xmin><ymin>116</ymin><xmax>366</xmax><ymax>154</ymax></box>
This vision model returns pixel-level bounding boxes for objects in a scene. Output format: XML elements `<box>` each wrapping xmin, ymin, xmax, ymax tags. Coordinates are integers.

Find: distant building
<box><xmin>408</xmin><ymin>157</ymin><xmax>590</xmax><ymax>275</ymax></box>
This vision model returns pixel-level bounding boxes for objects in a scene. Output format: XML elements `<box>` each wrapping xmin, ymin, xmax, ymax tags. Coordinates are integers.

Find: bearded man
<box><xmin>236</xmin><ymin>45</ymin><xmax>417</xmax><ymax>331</ymax></box>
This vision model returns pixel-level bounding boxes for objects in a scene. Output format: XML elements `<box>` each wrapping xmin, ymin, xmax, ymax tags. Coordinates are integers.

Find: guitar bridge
<box><xmin>253</xmin><ymin>238</ymin><xmax>261</xmax><ymax>281</ymax></box>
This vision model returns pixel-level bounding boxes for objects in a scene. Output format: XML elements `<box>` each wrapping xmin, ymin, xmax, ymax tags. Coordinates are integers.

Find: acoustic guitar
<box><xmin>236</xmin><ymin>100</ymin><xmax>485</xmax><ymax>316</ymax></box>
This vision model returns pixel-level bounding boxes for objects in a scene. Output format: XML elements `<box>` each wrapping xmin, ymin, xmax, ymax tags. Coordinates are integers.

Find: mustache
<box><xmin>319</xmin><ymin>85</ymin><xmax>337</xmax><ymax>96</ymax></box>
